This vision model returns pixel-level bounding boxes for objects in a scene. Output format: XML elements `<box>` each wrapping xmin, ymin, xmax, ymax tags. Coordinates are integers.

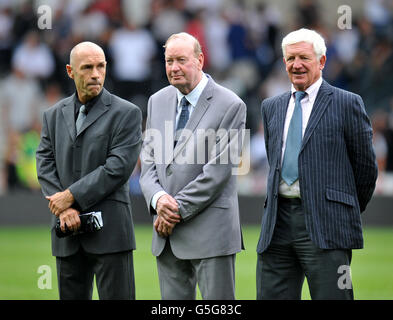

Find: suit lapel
<box><xmin>277</xmin><ymin>92</ymin><xmax>291</xmax><ymax>164</ymax></box>
<box><xmin>278</xmin><ymin>92</ymin><xmax>291</xmax><ymax>137</ymax></box>
<box><xmin>61</xmin><ymin>94</ymin><xmax>77</xmax><ymax>143</ymax></box>
<box><xmin>159</xmin><ymin>88</ymin><xmax>177</xmax><ymax>141</ymax></box>
<box><xmin>158</xmin><ymin>89</ymin><xmax>177</xmax><ymax>168</ymax></box>
<box><xmin>172</xmin><ymin>79</ymin><xmax>213</xmax><ymax>160</ymax></box>
<box><xmin>300</xmin><ymin>80</ymin><xmax>333</xmax><ymax>152</ymax></box>
<box><xmin>76</xmin><ymin>89</ymin><xmax>111</xmax><ymax>138</ymax></box>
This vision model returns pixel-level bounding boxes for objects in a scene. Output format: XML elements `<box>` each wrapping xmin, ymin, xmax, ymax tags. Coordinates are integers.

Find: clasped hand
<box><xmin>46</xmin><ymin>189</ymin><xmax>74</xmax><ymax>216</ymax></box>
<box><xmin>46</xmin><ymin>189</ymin><xmax>80</xmax><ymax>232</ymax></box>
<box><xmin>59</xmin><ymin>208</ymin><xmax>81</xmax><ymax>232</ymax></box>
<box><xmin>155</xmin><ymin>194</ymin><xmax>181</xmax><ymax>237</ymax></box>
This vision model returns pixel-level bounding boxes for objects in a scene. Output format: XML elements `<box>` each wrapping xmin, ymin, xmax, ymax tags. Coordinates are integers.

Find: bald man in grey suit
<box><xmin>140</xmin><ymin>33</ymin><xmax>246</xmax><ymax>299</ymax></box>
<box><xmin>36</xmin><ymin>42</ymin><xmax>142</xmax><ymax>299</ymax></box>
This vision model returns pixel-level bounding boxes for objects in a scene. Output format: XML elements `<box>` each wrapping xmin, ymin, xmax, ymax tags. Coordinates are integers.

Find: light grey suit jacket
<box><xmin>140</xmin><ymin>77</ymin><xmax>246</xmax><ymax>259</ymax></box>
<box><xmin>36</xmin><ymin>88</ymin><xmax>142</xmax><ymax>257</ymax></box>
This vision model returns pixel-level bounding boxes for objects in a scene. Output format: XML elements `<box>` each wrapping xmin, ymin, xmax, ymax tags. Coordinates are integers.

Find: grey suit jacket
<box><xmin>257</xmin><ymin>80</ymin><xmax>378</xmax><ymax>253</ymax></box>
<box><xmin>36</xmin><ymin>88</ymin><xmax>142</xmax><ymax>257</ymax></box>
<box><xmin>140</xmin><ymin>77</ymin><xmax>246</xmax><ymax>259</ymax></box>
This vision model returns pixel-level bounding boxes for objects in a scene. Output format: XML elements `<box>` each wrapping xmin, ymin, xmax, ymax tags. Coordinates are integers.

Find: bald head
<box><xmin>69</xmin><ymin>41</ymin><xmax>105</xmax><ymax>67</ymax></box>
<box><xmin>66</xmin><ymin>41</ymin><xmax>107</xmax><ymax>104</ymax></box>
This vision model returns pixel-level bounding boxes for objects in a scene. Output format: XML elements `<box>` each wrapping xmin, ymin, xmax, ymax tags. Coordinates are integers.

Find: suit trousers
<box><xmin>157</xmin><ymin>240</ymin><xmax>236</xmax><ymax>300</ymax></box>
<box><xmin>56</xmin><ymin>248</ymin><xmax>135</xmax><ymax>300</ymax></box>
<box><xmin>257</xmin><ymin>196</ymin><xmax>353</xmax><ymax>300</ymax></box>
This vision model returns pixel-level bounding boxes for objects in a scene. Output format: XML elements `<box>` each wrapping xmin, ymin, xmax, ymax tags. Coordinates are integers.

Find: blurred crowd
<box><xmin>0</xmin><ymin>0</ymin><xmax>393</xmax><ymax>196</ymax></box>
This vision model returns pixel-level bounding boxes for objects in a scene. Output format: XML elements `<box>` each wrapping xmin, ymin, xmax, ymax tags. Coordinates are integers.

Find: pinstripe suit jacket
<box><xmin>257</xmin><ymin>80</ymin><xmax>378</xmax><ymax>253</ymax></box>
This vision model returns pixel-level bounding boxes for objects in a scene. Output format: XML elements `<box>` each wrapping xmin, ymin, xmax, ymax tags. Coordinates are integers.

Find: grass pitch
<box><xmin>0</xmin><ymin>225</ymin><xmax>392</xmax><ymax>300</ymax></box>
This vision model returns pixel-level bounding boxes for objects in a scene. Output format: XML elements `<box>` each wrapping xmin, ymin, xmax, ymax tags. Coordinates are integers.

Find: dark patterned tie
<box><xmin>281</xmin><ymin>91</ymin><xmax>307</xmax><ymax>185</ymax></box>
<box><xmin>176</xmin><ymin>97</ymin><xmax>190</xmax><ymax>132</ymax></box>
<box><xmin>174</xmin><ymin>97</ymin><xmax>190</xmax><ymax>147</ymax></box>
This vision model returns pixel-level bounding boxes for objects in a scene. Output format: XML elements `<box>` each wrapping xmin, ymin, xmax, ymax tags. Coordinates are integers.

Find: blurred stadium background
<box><xmin>0</xmin><ymin>0</ymin><xmax>392</xmax><ymax>299</ymax></box>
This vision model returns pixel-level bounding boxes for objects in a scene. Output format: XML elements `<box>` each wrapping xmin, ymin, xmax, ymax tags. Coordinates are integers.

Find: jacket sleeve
<box><xmin>261</xmin><ymin>99</ymin><xmax>270</xmax><ymax>166</ymax></box>
<box><xmin>68</xmin><ymin>106</ymin><xmax>142</xmax><ymax>210</ymax></box>
<box><xmin>36</xmin><ymin>111</ymin><xmax>64</xmax><ymax>197</ymax></box>
<box><xmin>344</xmin><ymin>94</ymin><xmax>378</xmax><ymax>212</ymax></box>
<box><xmin>139</xmin><ymin>96</ymin><xmax>166</xmax><ymax>215</ymax></box>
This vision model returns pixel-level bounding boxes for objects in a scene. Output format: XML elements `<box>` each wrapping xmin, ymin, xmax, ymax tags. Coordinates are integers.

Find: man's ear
<box><xmin>198</xmin><ymin>52</ymin><xmax>204</xmax><ymax>71</ymax></box>
<box><xmin>66</xmin><ymin>64</ymin><xmax>73</xmax><ymax>79</ymax></box>
<box><xmin>319</xmin><ymin>55</ymin><xmax>326</xmax><ymax>70</ymax></box>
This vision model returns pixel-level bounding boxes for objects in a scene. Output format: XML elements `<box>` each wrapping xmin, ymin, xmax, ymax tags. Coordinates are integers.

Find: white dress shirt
<box><xmin>175</xmin><ymin>72</ymin><xmax>208</xmax><ymax>128</ymax></box>
<box><xmin>151</xmin><ymin>73</ymin><xmax>209</xmax><ymax>210</ymax></box>
<box><xmin>279</xmin><ymin>77</ymin><xmax>323</xmax><ymax>198</ymax></box>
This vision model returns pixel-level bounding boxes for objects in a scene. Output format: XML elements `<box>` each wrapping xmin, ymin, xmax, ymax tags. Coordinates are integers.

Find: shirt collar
<box><xmin>74</xmin><ymin>89</ymin><xmax>103</xmax><ymax>116</ymax></box>
<box><xmin>176</xmin><ymin>72</ymin><xmax>208</xmax><ymax>109</ymax></box>
<box><xmin>291</xmin><ymin>76</ymin><xmax>323</xmax><ymax>104</ymax></box>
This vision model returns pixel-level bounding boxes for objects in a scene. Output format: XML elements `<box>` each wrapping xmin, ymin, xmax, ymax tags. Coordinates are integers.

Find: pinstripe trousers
<box><xmin>257</xmin><ymin>196</ymin><xmax>353</xmax><ymax>300</ymax></box>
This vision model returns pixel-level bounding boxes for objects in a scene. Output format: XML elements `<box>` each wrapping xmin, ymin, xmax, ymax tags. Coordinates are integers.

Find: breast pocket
<box><xmin>92</xmin><ymin>134</ymin><xmax>109</xmax><ymax>149</ymax></box>
<box><xmin>84</xmin><ymin>134</ymin><xmax>110</xmax><ymax>164</ymax></box>
<box><xmin>314</xmin><ymin>112</ymin><xmax>343</xmax><ymax>142</ymax></box>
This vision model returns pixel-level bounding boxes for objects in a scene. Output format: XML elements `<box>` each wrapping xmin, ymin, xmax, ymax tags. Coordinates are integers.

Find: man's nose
<box><xmin>171</xmin><ymin>61</ymin><xmax>181</xmax><ymax>71</ymax></box>
<box><xmin>293</xmin><ymin>57</ymin><xmax>303</xmax><ymax>69</ymax></box>
<box><xmin>91</xmin><ymin>67</ymin><xmax>99</xmax><ymax>78</ymax></box>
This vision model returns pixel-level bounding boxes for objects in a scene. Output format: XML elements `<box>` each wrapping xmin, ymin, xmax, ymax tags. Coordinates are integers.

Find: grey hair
<box><xmin>282</xmin><ymin>28</ymin><xmax>327</xmax><ymax>60</ymax></box>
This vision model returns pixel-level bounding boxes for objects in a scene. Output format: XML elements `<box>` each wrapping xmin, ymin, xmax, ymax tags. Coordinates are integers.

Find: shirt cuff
<box><xmin>151</xmin><ymin>191</ymin><xmax>168</xmax><ymax>210</ymax></box>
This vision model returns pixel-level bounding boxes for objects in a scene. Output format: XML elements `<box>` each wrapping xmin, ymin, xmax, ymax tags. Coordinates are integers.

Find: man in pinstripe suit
<box><xmin>256</xmin><ymin>28</ymin><xmax>378</xmax><ymax>300</ymax></box>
